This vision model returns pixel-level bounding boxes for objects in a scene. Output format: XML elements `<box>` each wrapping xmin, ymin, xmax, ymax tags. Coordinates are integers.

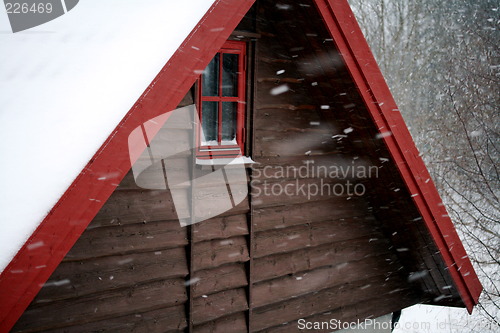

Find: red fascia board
<box><xmin>0</xmin><ymin>0</ymin><xmax>255</xmax><ymax>331</ymax></box>
<box><xmin>314</xmin><ymin>0</ymin><xmax>482</xmax><ymax>312</ymax></box>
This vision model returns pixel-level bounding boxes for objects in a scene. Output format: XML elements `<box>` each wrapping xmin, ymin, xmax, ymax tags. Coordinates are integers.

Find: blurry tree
<box><xmin>348</xmin><ymin>0</ymin><xmax>499</xmax><ymax>329</ymax></box>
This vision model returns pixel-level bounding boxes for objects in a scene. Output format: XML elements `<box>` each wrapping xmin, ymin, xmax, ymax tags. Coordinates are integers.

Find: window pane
<box><xmin>222</xmin><ymin>53</ymin><xmax>239</xmax><ymax>97</ymax></box>
<box><xmin>202</xmin><ymin>54</ymin><xmax>219</xmax><ymax>96</ymax></box>
<box><xmin>222</xmin><ymin>102</ymin><xmax>237</xmax><ymax>144</ymax></box>
<box><xmin>201</xmin><ymin>101</ymin><xmax>218</xmax><ymax>145</ymax></box>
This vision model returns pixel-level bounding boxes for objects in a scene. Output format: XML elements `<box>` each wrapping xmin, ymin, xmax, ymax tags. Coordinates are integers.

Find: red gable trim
<box><xmin>314</xmin><ymin>0</ymin><xmax>482</xmax><ymax>312</ymax></box>
<box><xmin>0</xmin><ymin>1</ymin><xmax>254</xmax><ymax>331</ymax></box>
<box><xmin>0</xmin><ymin>0</ymin><xmax>481</xmax><ymax>331</ymax></box>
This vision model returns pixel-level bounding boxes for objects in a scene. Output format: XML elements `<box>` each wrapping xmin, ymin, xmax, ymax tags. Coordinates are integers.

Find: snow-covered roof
<box><xmin>0</xmin><ymin>0</ymin><xmax>216</xmax><ymax>273</ymax></box>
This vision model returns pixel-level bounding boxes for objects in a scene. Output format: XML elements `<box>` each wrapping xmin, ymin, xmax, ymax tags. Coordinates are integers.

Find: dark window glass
<box><xmin>222</xmin><ymin>102</ymin><xmax>237</xmax><ymax>144</ymax></box>
<box><xmin>201</xmin><ymin>101</ymin><xmax>218</xmax><ymax>145</ymax></box>
<box><xmin>222</xmin><ymin>53</ymin><xmax>239</xmax><ymax>97</ymax></box>
<box><xmin>202</xmin><ymin>54</ymin><xmax>219</xmax><ymax>96</ymax></box>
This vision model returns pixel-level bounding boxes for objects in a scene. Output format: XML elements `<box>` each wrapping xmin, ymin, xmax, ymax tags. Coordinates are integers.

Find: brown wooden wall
<box><xmin>11</xmin><ymin>0</ymin><xmax>456</xmax><ymax>332</ymax></box>
<box><xmin>245</xmin><ymin>2</ymin><xmax>420</xmax><ymax>331</ymax></box>
<box><xmin>251</xmin><ymin>0</ymin><xmax>460</xmax><ymax>309</ymax></box>
<box><xmin>12</xmin><ymin>85</ymin><xmax>253</xmax><ymax>332</ymax></box>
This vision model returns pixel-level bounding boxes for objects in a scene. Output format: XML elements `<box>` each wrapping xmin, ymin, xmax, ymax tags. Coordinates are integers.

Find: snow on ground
<box><xmin>394</xmin><ymin>304</ymin><xmax>498</xmax><ymax>333</ymax></box>
<box><xmin>0</xmin><ymin>0</ymin><xmax>215</xmax><ymax>272</ymax></box>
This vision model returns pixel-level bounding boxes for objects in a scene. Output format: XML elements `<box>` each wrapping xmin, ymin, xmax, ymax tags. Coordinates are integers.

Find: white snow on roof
<box><xmin>0</xmin><ymin>0</ymin><xmax>216</xmax><ymax>272</ymax></box>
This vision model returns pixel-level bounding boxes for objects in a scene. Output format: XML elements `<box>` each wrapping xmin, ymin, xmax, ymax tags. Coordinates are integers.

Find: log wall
<box><xmin>244</xmin><ymin>2</ymin><xmax>419</xmax><ymax>331</ymax></box>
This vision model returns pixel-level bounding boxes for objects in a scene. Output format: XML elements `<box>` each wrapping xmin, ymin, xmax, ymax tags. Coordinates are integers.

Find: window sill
<box><xmin>195</xmin><ymin>156</ymin><xmax>256</xmax><ymax>168</ymax></box>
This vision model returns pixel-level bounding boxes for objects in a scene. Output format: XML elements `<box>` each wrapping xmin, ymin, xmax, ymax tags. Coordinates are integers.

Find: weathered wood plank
<box><xmin>166</xmin><ymin>165</ymin><xmax>250</xmax><ymax>191</ymax></box>
<box><xmin>254</xmin><ymin>109</ymin><xmax>323</xmax><ymax>132</ymax></box>
<box><xmin>193</xmin><ymin>312</ymin><xmax>248</xmax><ymax>333</ymax></box>
<box><xmin>253</xmin><ymin>235</ymin><xmax>392</xmax><ymax>282</ymax></box>
<box><xmin>192</xmin><ymin>236</ymin><xmax>250</xmax><ymax>271</ymax></box>
<box><xmin>13</xmin><ymin>279</ymin><xmax>187</xmax><ymax>332</ymax></box>
<box><xmin>191</xmin><ymin>288</ymin><xmax>248</xmax><ymax>325</ymax></box>
<box><xmin>251</xmin><ymin>275</ymin><xmax>413</xmax><ymax>332</ymax></box>
<box><xmin>258</xmin><ymin>57</ymin><xmax>293</xmax><ymax>64</ymax></box>
<box><xmin>255</xmin><ymin>60</ymin><xmax>295</xmax><ymax>77</ymax></box>
<box><xmin>91</xmin><ymin>189</ymin><xmax>181</xmax><ymax>226</ymax></box>
<box><xmin>254</xmin><ymin>129</ymin><xmax>336</xmax><ymax>158</ymax></box>
<box><xmin>36</xmin><ymin>248</ymin><xmax>188</xmax><ymax>303</ymax></box>
<box><xmin>192</xmin><ymin>214</ymin><xmax>249</xmax><ymax>243</ymax></box>
<box><xmin>255</xmin><ymin>104</ymin><xmax>316</xmax><ymax>111</ymax></box>
<box><xmin>257</xmin><ymin>77</ymin><xmax>305</xmax><ymax>84</ymax></box>
<box><xmin>251</xmin><ymin>197</ymin><xmax>370</xmax><ymax>232</ymax></box>
<box><xmin>193</xmin><ymin>186</ymin><xmax>250</xmax><ymax>220</ymax></box>
<box><xmin>41</xmin><ymin>305</ymin><xmax>187</xmax><ymax>333</ymax></box>
<box><xmin>252</xmin><ymin>254</ymin><xmax>402</xmax><ymax>308</ymax></box>
<box><xmin>66</xmin><ymin>220</ymin><xmax>188</xmax><ymax>260</ymax></box>
<box><xmin>253</xmin><ymin>218</ymin><xmax>380</xmax><ymax>258</ymax></box>
<box><xmin>257</xmin><ymin>291</ymin><xmax>418</xmax><ymax>333</ymax></box>
<box><xmin>251</xmin><ymin>177</ymin><xmax>367</xmax><ymax>207</ymax></box>
<box><xmin>191</xmin><ymin>264</ymin><xmax>248</xmax><ymax>298</ymax></box>
<box><xmin>253</xmin><ymin>153</ymin><xmax>361</xmax><ymax>167</ymax></box>
<box><xmin>255</xmin><ymin>81</ymin><xmax>313</xmax><ymax>107</ymax></box>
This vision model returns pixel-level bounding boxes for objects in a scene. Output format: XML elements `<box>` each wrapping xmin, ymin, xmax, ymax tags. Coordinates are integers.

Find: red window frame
<box><xmin>197</xmin><ymin>41</ymin><xmax>246</xmax><ymax>159</ymax></box>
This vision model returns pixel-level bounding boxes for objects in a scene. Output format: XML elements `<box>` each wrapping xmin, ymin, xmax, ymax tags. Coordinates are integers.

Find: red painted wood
<box><xmin>197</xmin><ymin>40</ymin><xmax>246</xmax><ymax>158</ymax></box>
<box><xmin>0</xmin><ymin>1</ymin><xmax>255</xmax><ymax>331</ymax></box>
<box><xmin>314</xmin><ymin>0</ymin><xmax>482</xmax><ymax>312</ymax></box>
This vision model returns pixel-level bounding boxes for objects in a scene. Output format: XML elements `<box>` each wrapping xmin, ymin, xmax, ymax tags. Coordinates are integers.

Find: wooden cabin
<box><xmin>0</xmin><ymin>0</ymin><xmax>482</xmax><ymax>332</ymax></box>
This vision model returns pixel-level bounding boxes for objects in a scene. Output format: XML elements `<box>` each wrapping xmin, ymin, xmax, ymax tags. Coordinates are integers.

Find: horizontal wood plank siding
<box><xmin>66</xmin><ymin>220</ymin><xmax>188</xmax><ymax>260</ymax></box>
<box><xmin>251</xmin><ymin>276</ymin><xmax>416</xmax><ymax>332</ymax></box>
<box><xmin>193</xmin><ymin>312</ymin><xmax>248</xmax><ymax>333</ymax></box>
<box><xmin>247</xmin><ymin>1</ymin><xmax>421</xmax><ymax>331</ymax></box>
<box><xmin>192</xmin><ymin>214</ymin><xmax>249</xmax><ymax>242</ymax></box>
<box><xmin>191</xmin><ymin>264</ymin><xmax>248</xmax><ymax>297</ymax></box>
<box><xmin>43</xmin><ymin>305</ymin><xmax>188</xmax><ymax>333</ymax></box>
<box><xmin>192</xmin><ymin>236</ymin><xmax>250</xmax><ymax>271</ymax></box>
<box><xmin>252</xmin><ymin>218</ymin><xmax>379</xmax><ymax>258</ymax></box>
<box><xmin>35</xmin><ymin>248</ymin><xmax>188</xmax><ymax>303</ymax></box>
<box><xmin>257</xmin><ymin>292</ymin><xmax>418</xmax><ymax>333</ymax></box>
<box><xmin>252</xmin><ymin>235</ymin><xmax>392</xmax><ymax>283</ymax></box>
<box><xmin>191</xmin><ymin>288</ymin><xmax>249</xmax><ymax>325</ymax></box>
<box><xmin>252</xmin><ymin>255</ymin><xmax>401</xmax><ymax>308</ymax></box>
<box><xmin>14</xmin><ymin>279</ymin><xmax>187</xmax><ymax>332</ymax></box>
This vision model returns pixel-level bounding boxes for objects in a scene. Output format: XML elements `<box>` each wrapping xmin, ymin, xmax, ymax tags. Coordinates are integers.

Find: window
<box><xmin>197</xmin><ymin>41</ymin><xmax>246</xmax><ymax>159</ymax></box>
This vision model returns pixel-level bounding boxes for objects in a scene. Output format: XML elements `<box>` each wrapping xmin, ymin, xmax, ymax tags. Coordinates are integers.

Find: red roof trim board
<box><xmin>313</xmin><ymin>0</ymin><xmax>482</xmax><ymax>312</ymax></box>
<box><xmin>0</xmin><ymin>0</ymin><xmax>481</xmax><ymax>331</ymax></box>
